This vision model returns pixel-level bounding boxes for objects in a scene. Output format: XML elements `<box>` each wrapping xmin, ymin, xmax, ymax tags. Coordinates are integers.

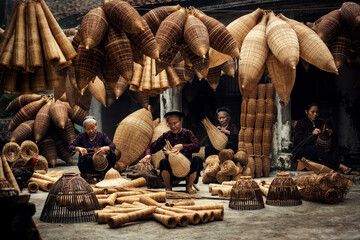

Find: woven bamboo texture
<box><xmin>201</xmin><ymin>117</ymin><xmax>228</xmax><ymax>151</ymax></box>
<box><xmin>2</xmin><ymin>142</ymin><xmax>21</xmax><ymax>163</ymax></box>
<box><xmin>266</xmin><ymin>173</ymin><xmax>302</xmax><ymax>206</ymax></box>
<box><xmin>13</xmin><ymin>2</ymin><xmax>26</xmax><ymax>70</ymax></box>
<box><xmin>341</xmin><ymin>2</ymin><xmax>360</xmax><ymax>27</ymax></box>
<box><xmin>80</xmin><ymin>7</ymin><xmax>108</xmax><ymax>50</ymax></box>
<box><xmin>151</xmin><ymin>119</ymin><xmax>170</xmax><ymax>168</ymax></box>
<box><xmin>38</xmin><ymin>135</ymin><xmax>57</xmax><ymax>168</ymax></box>
<box><xmin>239</xmin><ymin>15</ymin><xmax>268</xmax><ymax>98</ymax></box>
<box><xmin>229</xmin><ymin>176</ymin><xmax>264</xmax><ymax>210</ymax></box>
<box><xmin>103</xmin><ymin>0</ymin><xmax>144</xmax><ymax>33</ymax></box>
<box><xmin>156</xmin><ymin>8</ymin><xmax>186</xmax><ymax>54</ymax></box>
<box><xmin>143</xmin><ymin>5</ymin><xmax>181</xmax><ymax>34</ymax></box>
<box><xmin>87</xmin><ymin>77</ymin><xmax>106</xmax><ymax>107</ymax></box>
<box><xmin>206</xmin><ymin>66</ymin><xmax>221</xmax><ymax>91</ymax></box>
<box><xmin>266</xmin><ymin>12</ymin><xmax>299</xmax><ymax>69</ymax></box>
<box><xmin>49</xmin><ymin>100</ymin><xmax>68</xmax><ymax>129</ymax></box>
<box><xmin>330</xmin><ymin>28</ymin><xmax>351</xmax><ymax>69</ymax></box>
<box><xmin>266</xmin><ymin>52</ymin><xmax>296</xmax><ymax>106</ymax></box>
<box><xmin>183</xmin><ymin>44</ymin><xmax>210</xmax><ymax>79</ymax></box>
<box><xmin>6</xmin><ymin>94</ymin><xmax>42</xmax><ymax>113</ymax></box>
<box><xmin>184</xmin><ymin>14</ymin><xmax>210</xmax><ymax>58</ymax></box>
<box><xmin>279</xmin><ymin>14</ymin><xmax>338</xmax><ymax>74</ymax></box>
<box><xmin>220</xmin><ymin>58</ymin><xmax>236</xmax><ymax>77</ymax></box>
<box><xmin>10</xmin><ymin>120</ymin><xmax>35</xmax><ymax>144</ymax></box>
<box><xmin>113</xmin><ymin>108</ymin><xmax>154</xmax><ymax>172</ymax></box>
<box><xmin>316</xmin><ymin>9</ymin><xmax>342</xmax><ymax>42</ymax></box>
<box><xmin>20</xmin><ymin>140</ymin><xmax>39</xmax><ymax>161</ymax></box>
<box><xmin>165</xmin><ymin>140</ymin><xmax>191</xmax><ymax>178</ymax></box>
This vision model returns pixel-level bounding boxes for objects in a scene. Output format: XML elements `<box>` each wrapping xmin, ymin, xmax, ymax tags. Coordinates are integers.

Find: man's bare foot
<box><xmin>186</xmin><ymin>187</ymin><xmax>197</xmax><ymax>194</ymax></box>
<box><xmin>165</xmin><ymin>187</ymin><xmax>172</xmax><ymax>191</ymax></box>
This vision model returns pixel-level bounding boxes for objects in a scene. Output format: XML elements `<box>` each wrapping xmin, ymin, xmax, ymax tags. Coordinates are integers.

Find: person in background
<box><xmin>68</xmin><ymin>116</ymin><xmax>116</xmax><ymax>184</ymax></box>
<box><xmin>140</xmin><ymin>110</ymin><xmax>202</xmax><ymax>194</ymax></box>
<box><xmin>204</xmin><ymin>107</ymin><xmax>239</xmax><ymax>159</ymax></box>
<box><xmin>293</xmin><ymin>102</ymin><xmax>351</xmax><ymax>174</ymax></box>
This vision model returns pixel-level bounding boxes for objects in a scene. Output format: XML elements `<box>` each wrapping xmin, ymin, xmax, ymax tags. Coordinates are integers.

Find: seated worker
<box><xmin>68</xmin><ymin>116</ymin><xmax>116</xmax><ymax>184</ymax></box>
<box><xmin>140</xmin><ymin>110</ymin><xmax>202</xmax><ymax>193</ymax></box>
<box><xmin>293</xmin><ymin>102</ymin><xmax>351</xmax><ymax>174</ymax></box>
<box><xmin>205</xmin><ymin>107</ymin><xmax>239</xmax><ymax>159</ymax></box>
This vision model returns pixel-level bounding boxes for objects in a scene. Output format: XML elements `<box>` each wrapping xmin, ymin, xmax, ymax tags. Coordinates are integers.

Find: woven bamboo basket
<box><xmin>0</xmin><ymin>1</ymin><xmax>18</xmax><ymax>58</ymax></box>
<box><xmin>266</xmin><ymin>12</ymin><xmax>299</xmax><ymax>69</ymax></box>
<box><xmin>47</xmin><ymin>100</ymin><xmax>66</xmax><ymax>129</ymax></box>
<box><xmin>0</xmin><ymin>31</ymin><xmax>15</xmax><ymax>69</ymax></box>
<box><xmin>156</xmin><ymin>44</ymin><xmax>180</xmax><ymax>74</ymax></box>
<box><xmin>104</xmin><ymin>26</ymin><xmax>133</xmax><ymax>82</ymax></box>
<box><xmin>262</xmin><ymin>128</ymin><xmax>273</xmax><ymax>144</ymax></box>
<box><xmin>254</xmin><ymin>128</ymin><xmax>262</xmax><ymax>144</ymax></box>
<box><xmin>183</xmin><ymin>44</ymin><xmax>210</xmax><ymax>80</ymax></box>
<box><xmin>10</xmin><ymin>120</ymin><xmax>34</xmax><ymax>144</ymax></box>
<box><xmin>88</xmin><ymin>76</ymin><xmax>107</xmax><ymax>106</ymax></box>
<box><xmin>2</xmin><ymin>142</ymin><xmax>21</xmax><ymax>163</ymax></box>
<box><xmin>264</xmin><ymin>113</ymin><xmax>275</xmax><ymax>129</ymax></box>
<box><xmin>233</xmin><ymin>150</ymin><xmax>248</xmax><ymax>166</ymax></box>
<box><xmin>75</xmin><ymin>44</ymin><xmax>104</xmax><ymax>91</ymax></box>
<box><xmin>262</xmin><ymin>142</ymin><xmax>271</xmax><ymax>157</ymax></box>
<box><xmin>265</xmin><ymin>83</ymin><xmax>275</xmax><ymax>100</ymax></box>
<box><xmin>141</xmin><ymin>56</ymin><xmax>152</xmax><ymax>91</ymax></box>
<box><xmin>254</xmin><ymin>156</ymin><xmax>262</xmax><ymax>178</ymax></box>
<box><xmin>330</xmin><ymin>28</ymin><xmax>351</xmax><ymax>69</ymax></box>
<box><xmin>245</xmin><ymin>143</ymin><xmax>254</xmax><ymax>157</ymax></box>
<box><xmin>128</xmin><ymin>18</ymin><xmax>159</xmax><ymax>60</ymax></box>
<box><xmin>204</xmin><ymin>162</ymin><xmax>220</xmax><ymax>178</ymax></box>
<box><xmin>216</xmin><ymin>170</ymin><xmax>231</xmax><ymax>184</ymax></box>
<box><xmin>71</xmin><ymin>29</ymin><xmax>81</xmax><ymax>52</ymax></box>
<box><xmin>40</xmin><ymin>173</ymin><xmax>100</xmax><ymax>223</ymax></box>
<box><xmin>238</xmin><ymin>15</ymin><xmax>268</xmax><ymax>98</ymax></box>
<box><xmin>298</xmin><ymin>158</ymin><xmax>335</xmax><ymax>174</ymax></box>
<box><xmin>266</xmin><ymin>52</ymin><xmax>296</xmax><ymax>106</ymax></box>
<box><xmin>8</xmin><ymin>97</ymin><xmax>46</xmax><ymax>131</ymax></box>
<box><xmin>127</xmin><ymin>90</ymin><xmax>150</xmax><ymax>109</ymax></box>
<box><xmin>101</xmin><ymin>54</ymin><xmax>120</xmax><ymax>89</ymax></box>
<box><xmin>238</xmin><ymin>128</ymin><xmax>245</xmax><ymax>143</ymax></box>
<box><xmin>247</xmin><ymin>99</ymin><xmax>256</xmax><ymax>114</ymax></box>
<box><xmin>254</xmin><ymin>113</ymin><xmax>264</xmax><ymax>129</ymax></box>
<box><xmin>164</xmin><ymin>140</ymin><xmax>191</xmax><ymax>178</ymax></box>
<box><xmin>341</xmin><ymin>2</ymin><xmax>360</xmax><ymax>27</ymax></box>
<box><xmin>221</xmin><ymin>160</ymin><xmax>239</xmax><ymax>177</ymax></box>
<box><xmin>194</xmin><ymin>9</ymin><xmax>239</xmax><ymax>58</ymax></box>
<box><xmin>254</xmin><ymin>143</ymin><xmax>262</xmax><ymax>156</ymax></box>
<box><xmin>19</xmin><ymin>75</ymin><xmax>31</xmax><ymax>94</ymax></box>
<box><xmin>151</xmin><ymin>119</ymin><xmax>170</xmax><ymax>168</ymax></box>
<box><xmin>6</xmin><ymin>94</ymin><xmax>42</xmax><ymax>113</ymax></box>
<box><xmin>35</xmin><ymin>2</ymin><xmax>60</xmax><ymax>63</ymax></box>
<box><xmin>113</xmin><ymin>108</ymin><xmax>153</xmax><ymax>172</ymax></box>
<box><xmin>20</xmin><ymin>140</ymin><xmax>39</xmax><ymax>161</ymax></box>
<box><xmin>12</xmin><ymin>2</ymin><xmax>26</xmax><ymax>70</ymax></box>
<box><xmin>279</xmin><ymin>14</ymin><xmax>338</xmax><ymax>74</ymax></box>
<box><xmin>103</xmin><ymin>0</ymin><xmax>144</xmax><ymax>33</ymax></box>
<box><xmin>208</xmin><ymin>48</ymin><xmax>232</xmax><ymax>68</ymax></box>
<box><xmin>130</xmin><ymin>62</ymin><xmax>143</xmax><ymax>88</ymax></box>
<box><xmin>184</xmin><ymin>14</ymin><xmax>209</xmax><ymax>58</ymax></box>
<box><xmin>11</xmin><ymin>157</ymin><xmax>27</xmax><ymax>169</ymax></box>
<box><xmin>202</xmin><ymin>173</ymin><xmax>217</xmax><ymax>184</ymax></box>
<box><xmin>52</xmin><ymin>135</ymin><xmax>72</xmax><ymax>164</ymax></box>
<box><xmin>56</xmin><ymin>118</ymin><xmax>76</xmax><ymax>144</ymax></box>
<box><xmin>316</xmin><ymin>9</ymin><xmax>342</xmax><ymax>43</ymax></box>
<box><xmin>266</xmin><ymin>173</ymin><xmax>302</xmax><ymax>206</ymax></box>
<box><xmin>31</xmin><ymin>67</ymin><xmax>47</xmax><ymax>92</ymax></box>
<box><xmin>257</xmin><ymin>84</ymin><xmax>266</xmax><ymax>99</ymax></box>
<box><xmin>143</xmin><ymin>5</ymin><xmax>181</xmax><ymax>34</ymax></box>
<box><xmin>206</xmin><ymin>66</ymin><xmax>221</xmax><ymax>91</ymax></box>
<box><xmin>244</xmin><ymin>128</ymin><xmax>254</xmax><ymax>143</ymax></box>
<box><xmin>113</xmin><ymin>76</ymin><xmax>129</xmax><ymax>99</ymax></box>
<box><xmin>262</xmin><ymin>156</ymin><xmax>270</xmax><ymax>177</ymax></box>
<box><xmin>218</xmin><ymin>149</ymin><xmax>234</xmax><ymax>163</ymax></box>
<box><xmin>35</xmin><ymin>155</ymin><xmax>48</xmax><ymax>172</ymax></box>
<box><xmin>2</xmin><ymin>70</ymin><xmax>18</xmax><ymax>94</ymax></box>
<box><xmin>246</xmin><ymin>114</ymin><xmax>255</xmax><ymax>128</ymax></box>
<box><xmin>183</xmin><ymin>64</ymin><xmax>195</xmax><ymax>84</ymax></box>
<box><xmin>80</xmin><ymin>7</ymin><xmax>108</xmax><ymax>50</ymax></box>
<box><xmin>39</xmin><ymin>0</ymin><xmax>76</xmax><ymax>60</ymax></box>
<box><xmin>229</xmin><ymin>176</ymin><xmax>264</xmax><ymax>210</ymax></box>
<box><xmin>201</xmin><ymin>117</ymin><xmax>228</xmax><ymax>150</ymax></box>
<box><xmin>156</xmin><ymin>8</ymin><xmax>187</xmax><ymax>53</ymax></box>
<box><xmin>205</xmin><ymin>155</ymin><xmax>220</xmax><ymax>165</ymax></box>
<box><xmin>67</xmin><ymin>104</ymin><xmax>88</xmax><ymax>126</ymax></box>
<box><xmin>227</xmin><ymin>8</ymin><xmax>264</xmax><ymax>51</ymax></box>
<box><xmin>38</xmin><ymin>135</ymin><xmax>57</xmax><ymax>168</ymax></box>
<box><xmin>173</xmin><ymin>61</ymin><xmax>187</xmax><ymax>85</ymax></box>
<box><xmin>247</xmin><ymin>156</ymin><xmax>255</xmax><ymax>177</ymax></box>
<box><xmin>220</xmin><ymin>58</ymin><xmax>236</xmax><ymax>77</ymax></box>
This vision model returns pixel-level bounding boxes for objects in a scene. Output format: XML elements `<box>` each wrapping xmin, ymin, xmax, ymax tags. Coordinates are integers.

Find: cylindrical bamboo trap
<box><xmin>152</xmin><ymin>213</ymin><xmax>177</xmax><ymax>228</ymax></box>
<box><xmin>29</xmin><ymin>177</ymin><xmax>54</xmax><ymax>192</ymax></box>
<box><xmin>107</xmin><ymin>207</ymin><xmax>156</xmax><ymax>228</ymax></box>
<box><xmin>28</xmin><ymin>181</ymin><xmax>39</xmax><ymax>193</ymax></box>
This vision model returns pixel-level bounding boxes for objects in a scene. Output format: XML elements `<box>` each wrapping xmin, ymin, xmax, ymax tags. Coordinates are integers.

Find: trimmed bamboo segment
<box><xmin>177</xmin><ymin>203</ymin><xmax>224</xmax><ymax>211</ymax></box>
<box><xmin>194</xmin><ymin>9</ymin><xmax>240</xmax><ymax>58</ymax></box>
<box><xmin>316</xmin><ymin>9</ymin><xmax>342</xmax><ymax>43</ymax></box>
<box><xmin>266</xmin><ymin>12</ymin><xmax>299</xmax><ymax>69</ymax></box>
<box><xmin>80</xmin><ymin>7</ymin><xmax>108</xmax><ymax>50</ymax></box>
<box><xmin>107</xmin><ymin>207</ymin><xmax>156</xmax><ymax>228</ymax></box>
<box><xmin>127</xmin><ymin>18</ymin><xmax>159</xmax><ymax>60</ymax></box>
<box><xmin>39</xmin><ymin>0</ymin><xmax>76</xmax><ymax>60</ymax></box>
<box><xmin>35</xmin><ymin>2</ymin><xmax>60</xmax><ymax>63</ymax></box>
<box><xmin>266</xmin><ymin>52</ymin><xmax>296</xmax><ymax>106</ymax></box>
<box><xmin>143</xmin><ymin>5</ymin><xmax>181</xmax><ymax>34</ymax></box>
<box><xmin>32</xmin><ymin>172</ymin><xmax>57</xmax><ymax>183</ymax></box>
<box><xmin>130</xmin><ymin>62</ymin><xmax>143</xmax><ymax>88</ymax></box>
<box><xmin>13</xmin><ymin>2</ymin><xmax>26</xmax><ymax>70</ymax></box>
<box><xmin>238</xmin><ymin>15</ymin><xmax>268</xmax><ymax>98</ymax></box>
<box><xmin>29</xmin><ymin>177</ymin><xmax>54</xmax><ymax>192</ymax></box>
<box><xmin>103</xmin><ymin>0</ymin><xmax>144</xmax><ymax>33</ymax></box>
<box><xmin>10</xmin><ymin>120</ymin><xmax>34</xmax><ymax>144</ymax></box>
<box><xmin>28</xmin><ymin>181</ymin><xmax>39</xmax><ymax>193</ymax></box>
<box><xmin>8</xmin><ymin>98</ymin><xmax>46</xmax><ymax>131</ymax></box>
<box><xmin>227</xmin><ymin>8</ymin><xmax>264</xmax><ymax>51</ymax></box>
<box><xmin>279</xmin><ymin>14</ymin><xmax>338</xmax><ymax>74</ymax></box>
<box><xmin>142</xmin><ymin>56</ymin><xmax>152</xmax><ymax>91</ymax></box>
<box><xmin>156</xmin><ymin>8</ymin><xmax>187</xmax><ymax>53</ymax></box>
<box><xmin>184</xmin><ymin>14</ymin><xmax>209</xmax><ymax>58</ymax></box>
<box><xmin>152</xmin><ymin>213</ymin><xmax>177</xmax><ymax>228</ymax></box>
<box><xmin>104</xmin><ymin>26</ymin><xmax>133</xmax><ymax>82</ymax></box>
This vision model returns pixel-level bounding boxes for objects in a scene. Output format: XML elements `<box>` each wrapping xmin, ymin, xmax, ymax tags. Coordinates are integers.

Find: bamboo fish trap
<box><xmin>164</xmin><ymin>140</ymin><xmax>191</xmax><ymax>178</ymax></box>
<box><xmin>40</xmin><ymin>173</ymin><xmax>101</xmax><ymax>223</ymax></box>
<box><xmin>184</xmin><ymin>14</ymin><xmax>210</xmax><ymax>58</ymax></box>
<box><xmin>2</xmin><ymin>142</ymin><xmax>21</xmax><ymax>163</ymax></box>
<box><xmin>201</xmin><ymin>117</ymin><xmax>228</xmax><ymax>151</ymax></box>
<box><xmin>266</xmin><ymin>173</ymin><xmax>302</xmax><ymax>206</ymax></box>
<box><xmin>229</xmin><ymin>176</ymin><xmax>265</xmax><ymax>210</ymax></box>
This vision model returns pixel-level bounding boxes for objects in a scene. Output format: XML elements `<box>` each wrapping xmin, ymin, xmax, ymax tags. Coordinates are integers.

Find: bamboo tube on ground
<box><xmin>160</xmin><ymin>206</ymin><xmax>202</xmax><ymax>224</ymax></box>
<box><xmin>31</xmin><ymin>172</ymin><xmax>57</xmax><ymax>183</ymax></box>
<box><xmin>0</xmin><ymin>2</ymin><xmax>18</xmax><ymax>57</ymax></box>
<box><xmin>221</xmin><ymin>181</ymin><xmax>237</xmax><ymax>186</ymax></box>
<box><xmin>259</xmin><ymin>185</ymin><xmax>269</xmax><ymax>196</ymax></box>
<box><xmin>210</xmin><ymin>209</ymin><xmax>224</xmax><ymax>221</ymax></box>
<box><xmin>116</xmin><ymin>192</ymin><xmax>166</xmax><ymax>203</ymax></box>
<box><xmin>210</xmin><ymin>185</ymin><xmax>232</xmax><ymax>195</ymax></box>
<box><xmin>132</xmin><ymin>202</ymin><xmax>149</xmax><ymax>208</ymax></box>
<box><xmin>28</xmin><ymin>177</ymin><xmax>53</xmax><ymax>192</ymax></box>
<box><xmin>1</xmin><ymin>155</ymin><xmax>20</xmax><ymax>192</ymax></box>
<box><xmin>218</xmin><ymin>187</ymin><xmax>232</xmax><ymax>197</ymax></box>
<box><xmin>155</xmin><ymin>207</ymin><xmax>189</xmax><ymax>227</ymax></box>
<box><xmin>115</xmin><ymin>191</ymin><xmax>143</xmax><ymax>197</ymax></box>
<box><xmin>98</xmin><ymin>193</ymin><xmax>117</xmax><ymax>208</ymax></box>
<box><xmin>27</xmin><ymin>181</ymin><xmax>39</xmax><ymax>193</ymax></box>
<box><xmin>27</xmin><ymin>1</ymin><xmax>43</xmax><ymax>69</ymax></box>
<box><xmin>96</xmin><ymin>212</ymin><xmax>117</xmax><ymax>224</ymax></box>
<box><xmin>152</xmin><ymin>213</ymin><xmax>177</xmax><ymax>228</ymax></box>
<box><xmin>177</xmin><ymin>203</ymin><xmax>224</xmax><ymax>211</ymax></box>
<box><xmin>107</xmin><ymin>206</ymin><xmax>156</xmax><ymax>228</ymax></box>
<box><xmin>116</xmin><ymin>196</ymin><xmax>141</xmax><ymax>204</ymax></box>
<box><xmin>117</xmin><ymin>177</ymin><xmax>147</xmax><ymax>188</ymax></box>
<box><xmin>139</xmin><ymin>195</ymin><xmax>162</xmax><ymax>206</ymax></box>
<box><xmin>39</xmin><ymin>0</ymin><xmax>76</xmax><ymax>60</ymax></box>
<box><xmin>35</xmin><ymin>2</ymin><xmax>60</xmax><ymax>63</ymax></box>
<box><xmin>96</xmin><ymin>194</ymin><xmax>109</xmax><ymax>199</ymax></box>
<box><xmin>172</xmin><ymin>199</ymin><xmax>195</xmax><ymax>206</ymax></box>
<box><xmin>13</xmin><ymin>2</ymin><xmax>26</xmax><ymax>70</ymax></box>
<box><xmin>97</xmin><ymin>207</ymin><xmax>143</xmax><ymax>215</ymax></box>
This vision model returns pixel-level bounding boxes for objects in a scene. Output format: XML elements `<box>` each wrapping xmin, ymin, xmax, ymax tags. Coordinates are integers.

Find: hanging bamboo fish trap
<box><xmin>201</xmin><ymin>117</ymin><xmax>228</xmax><ymax>150</ymax></box>
<box><xmin>6</xmin><ymin>94</ymin><xmax>42</xmax><ymax>113</ymax></box>
<box><xmin>40</xmin><ymin>173</ymin><xmax>101</xmax><ymax>223</ymax></box>
<box><xmin>341</xmin><ymin>2</ymin><xmax>360</xmax><ymax>27</ymax></box>
<box><xmin>316</xmin><ymin>9</ymin><xmax>342</xmax><ymax>43</ymax></box>
<box><xmin>142</xmin><ymin>5</ymin><xmax>181</xmax><ymax>34</ymax></box>
<box><xmin>184</xmin><ymin>14</ymin><xmax>210</xmax><ymax>58</ymax></box>
<box><xmin>229</xmin><ymin>176</ymin><xmax>264</xmax><ymax>210</ymax></box>
<box><xmin>266</xmin><ymin>173</ymin><xmax>302</xmax><ymax>206</ymax></box>
<box><xmin>10</xmin><ymin>120</ymin><xmax>35</xmax><ymax>144</ymax></box>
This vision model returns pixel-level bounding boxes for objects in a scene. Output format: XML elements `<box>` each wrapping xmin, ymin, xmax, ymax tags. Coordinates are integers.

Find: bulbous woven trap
<box><xmin>40</xmin><ymin>173</ymin><xmax>100</xmax><ymax>223</ymax></box>
<box><xmin>266</xmin><ymin>173</ymin><xmax>302</xmax><ymax>206</ymax></box>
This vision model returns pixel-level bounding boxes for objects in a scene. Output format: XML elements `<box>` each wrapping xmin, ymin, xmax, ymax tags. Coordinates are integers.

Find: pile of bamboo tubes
<box><xmin>26</xmin><ymin>170</ymin><xmax>63</xmax><ymax>193</ymax></box>
<box><xmin>0</xmin><ymin>0</ymin><xmax>76</xmax><ymax>94</ymax></box>
<box><xmin>207</xmin><ymin>181</ymin><xmax>236</xmax><ymax>198</ymax></box>
<box><xmin>93</xmin><ymin>187</ymin><xmax>224</xmax><ymax>228</ymax></box>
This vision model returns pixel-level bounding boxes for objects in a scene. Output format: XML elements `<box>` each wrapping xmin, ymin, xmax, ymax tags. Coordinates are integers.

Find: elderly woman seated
<box><xmin>68</xmin><ymin>116</ymin><xmax>116</xmax><ymax>184</ymax></box>
<box><xmin>140</xmin><ymin>110</ymin><xmax>203</xmax><ymax>194</ymax></box>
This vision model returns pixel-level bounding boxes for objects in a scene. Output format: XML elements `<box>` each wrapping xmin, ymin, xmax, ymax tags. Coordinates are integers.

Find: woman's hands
<box><xmin>76</xmin><ymin>147</ymin><xmax>88</xmax><ymax>156</ymax></box>
<box><xmin>140</xmin><ymin>155</ymin><xmax>152</xmax><ymax>164</ymax></box>
<box><xmin>312</xmin><ymin>128</ymin><xmax>321</xmax><ymax>135</ymax></box>
<box><xmin>217</xmin><ymin>126</ymin><xmax>230</xmax><ymax>135</ymax></box>
<box><xmin>171</xmin><ymin>144</ymin><xmax>183</xmax><ymax>153</ymax></box>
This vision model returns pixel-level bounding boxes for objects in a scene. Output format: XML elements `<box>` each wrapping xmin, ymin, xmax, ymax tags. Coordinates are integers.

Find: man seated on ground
<box><xmin>140</xmin><ymin>110</ymin><xmax>202</xmax><ymax>194</ymax></box>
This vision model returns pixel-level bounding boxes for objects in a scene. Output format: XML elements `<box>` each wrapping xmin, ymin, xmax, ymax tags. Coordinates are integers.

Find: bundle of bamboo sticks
<box><xmin>26</xmin><ymin>170</ymin><xmax>63</xmax><ymax>193</ymax></box>
<box><xmin>0</xmin><ymin>0</ymin><xmax>76</xmax><ymax>94</ymax></box>
<box><xmin>93</xmin><ymin>185</ymin><xmax>225</xmax><ymax>228</ymax></box>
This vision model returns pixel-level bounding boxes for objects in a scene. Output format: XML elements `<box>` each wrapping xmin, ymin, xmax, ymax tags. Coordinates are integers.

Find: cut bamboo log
<box><xmin>107</xmin><ymin>207</ymin><xmax>156</xmax><ymax>228</ymax></box>
<box><xmin>28</xmin><ymin>177</ymin><xmax>53</xmax><ymax>192</ymax></box>
<box><xmin>152</xmin><ymin>213</ymin><xmax>177</xmax><ymax>228</ymax></box>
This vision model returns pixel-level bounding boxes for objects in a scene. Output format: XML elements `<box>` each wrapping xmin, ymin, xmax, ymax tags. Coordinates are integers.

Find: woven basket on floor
<box><xmin>20</xmin><ymin>140</ymin><xmax>39</xmax><ymax>160</ymax></box>
<box><xmin>40</xmin><ymin>173</ymin><xmax>100</xmax><ymax>223</ymax></box>
<box><xmin>266</xmin><ymin>173</ymin><xmax>302</xmax><ymax>206</ymax></box>
<box><xmin>229</xmin><ymin>176</ymin><xmax>264</xmax><ymax>210</ymax></box>
<box><xmin>2</xmin><ymin>142</ymin><xmax>21</xmax><ymax>163</ymax></box>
